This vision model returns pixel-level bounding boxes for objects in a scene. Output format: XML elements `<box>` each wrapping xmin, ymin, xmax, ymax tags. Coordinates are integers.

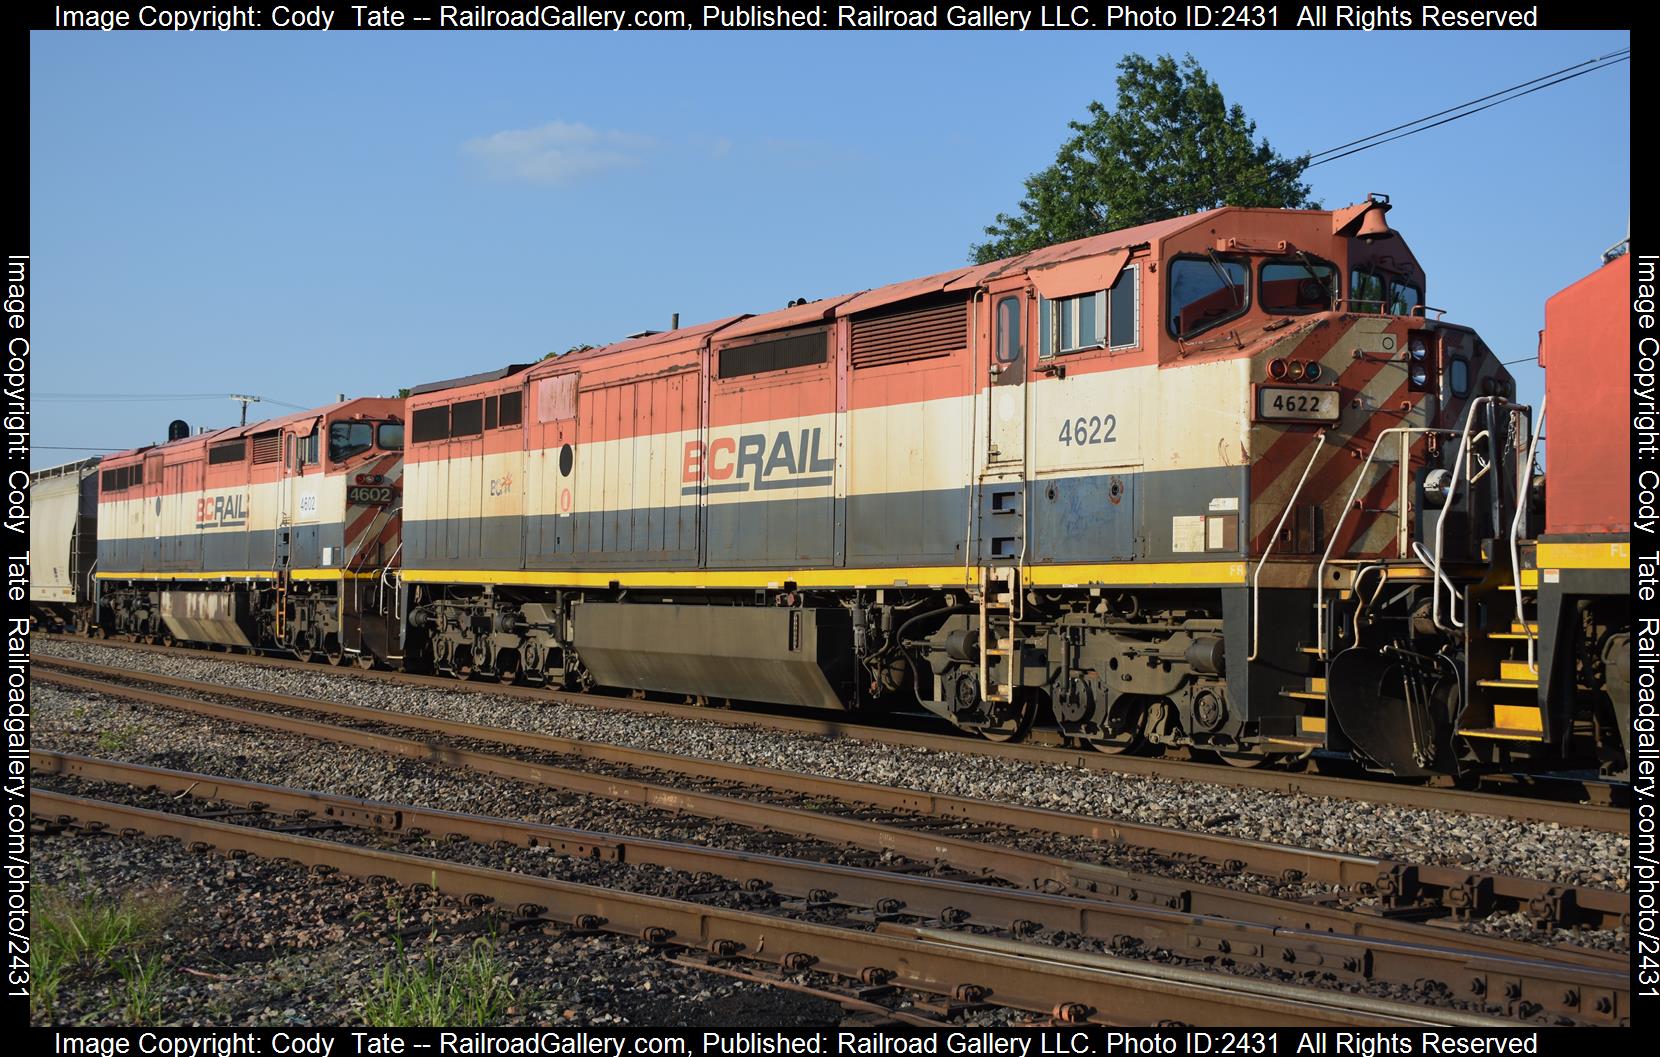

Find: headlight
<box><xmin>1409</xmin><ymin>363</ymin><xmax>1429</xmax><ymax>387</ymax></box>
<box><xmin>1409</xmin><ymin>336</ymin><xmax>1428</xmax><ymax>361</ymax></box>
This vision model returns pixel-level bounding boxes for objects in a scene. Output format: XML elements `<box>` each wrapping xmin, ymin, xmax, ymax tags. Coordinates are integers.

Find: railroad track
<box><xmin>32</xmin><ymin>661</ymin><xmax>1630</xmax><ymax>1025</ymax></box>
<box><xmin>31</xmin><ymin>757</ymin><xmax>1627</xmax><ymax>1026</ymax></box>
<box><xmin>40</xmin><ymin>633</ymin><xmax>1628</xmax><ymax>829</ymax></box>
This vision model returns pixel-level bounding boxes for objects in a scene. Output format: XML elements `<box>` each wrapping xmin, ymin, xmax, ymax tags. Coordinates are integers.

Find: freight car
<box><xmin>28</xmin><ymin>456</ymin><xmax>100</xmax><ymax>631</ymax></box>
<box><xmin>394</xmin><ymin>196</ymin><xmax>1627</xmax><ymax>778</ymax></box>
<box><xmin>89</xmin><ymin>399</ymin><xmax>405</xmax><ymax>665</ymax></box>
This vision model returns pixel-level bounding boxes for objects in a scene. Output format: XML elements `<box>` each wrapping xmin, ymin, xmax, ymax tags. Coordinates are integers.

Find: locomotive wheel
<box><xmin>973</xmin><ymin>695</ymin><xmax>1038</xmax><ymax>743</ymax></box>
<box><xmin>355</xmin><ymin>653</ymin><xmax>378</xmax><ymax>670</ymax></box>
<box><xmin>1213</xmin><ymin>749</ymin><xmax>1272</xmax><ymax>769</ymax></box>
<box><xmin>493</xmin><ymin>649</ymin><xmax>520</xmax><ymax>685</ymax></box>
<box><xmin>1085</xmin><ymin>731</ymin><xmax>1146</xmax><ymax>756</ymax></box>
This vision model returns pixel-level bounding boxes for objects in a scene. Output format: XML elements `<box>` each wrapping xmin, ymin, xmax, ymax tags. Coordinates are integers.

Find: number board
<box><xmin>1253</xmin><ymin>384</ymin><xmax>1340</xmax><ymax>424</ymax></box>
<box><xmin>347</xmin><ymin>484</ymin><xmax>397</xmax><ymax>506</ymax></box>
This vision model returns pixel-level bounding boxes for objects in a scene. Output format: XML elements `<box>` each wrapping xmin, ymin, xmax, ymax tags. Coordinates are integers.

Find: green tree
<box><xmin>971</xmin><ymin>54</ymin><xmax>1317</xmax><ymax>264</ymax></box>
<box><xmin>541</xmin><ymin>344</ymin><xmax>596</xmax><ymax>361</ymax></box>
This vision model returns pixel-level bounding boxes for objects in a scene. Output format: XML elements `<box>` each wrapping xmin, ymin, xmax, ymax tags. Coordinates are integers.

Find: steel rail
<box><xmin>29</xmin><ymin>788</ymin><xmax>1522</xmax><ymax>1028</ymax></box>
<box><xmin>37</xmin><ymin>658</ymin><xmax>1631</xmax><ymax>936</ymax></box>
<box><xmin>32</xmin><ymin>667</ymin><xmax>1626</xmax><ymax>988</ymax></box>
<box><xmin>32</xmin><ymin>749</ymin><xmax>1628</xmax><ymax>1025</ymax></box>
<box><xmin>40</xmin><ymin>634</ymin><xmax>1628</xmax><ymax>827</ymax></box>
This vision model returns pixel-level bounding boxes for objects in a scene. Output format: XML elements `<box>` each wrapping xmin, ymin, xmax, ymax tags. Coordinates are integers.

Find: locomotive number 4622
<box><xmin>1255</xmin><ymin>385</ymin><xmax>1340</xmax><ymax>423</ymax></box>
<box><xmin>1056</xmin><ymin>414</ymin><xmax>1119</xmax><ymax>446</ymax></box>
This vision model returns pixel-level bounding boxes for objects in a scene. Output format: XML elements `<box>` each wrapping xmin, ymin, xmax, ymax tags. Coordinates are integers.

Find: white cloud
<box><xmin>462</xmin><ymin>120</ymin><xmax>653</xmax><ymax>185</ymax></box>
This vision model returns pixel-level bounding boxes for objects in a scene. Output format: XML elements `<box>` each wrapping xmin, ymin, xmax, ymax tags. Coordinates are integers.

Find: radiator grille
<box><xmin>851</xmin><ymin>298</ymin><xmax>968</xmax><ymax>369</ymax></box>
<box><xmin>250</xmin><ymin>431</ymin><xmax>281</xmax><ymax>465</ymax></box>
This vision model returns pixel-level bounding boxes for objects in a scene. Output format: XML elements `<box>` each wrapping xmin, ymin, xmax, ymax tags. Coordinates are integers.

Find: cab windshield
<box><xmin>328</xmin><ymin>421</ymin><xmax>374</xmax><ymax>463</ymax></box>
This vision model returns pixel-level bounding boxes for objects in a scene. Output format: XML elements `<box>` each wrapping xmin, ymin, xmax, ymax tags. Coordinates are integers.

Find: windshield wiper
<box><xmin>1206</xmin><ymin>251</ymin><xmax>1243</xmax><ymax>306</ymax></box>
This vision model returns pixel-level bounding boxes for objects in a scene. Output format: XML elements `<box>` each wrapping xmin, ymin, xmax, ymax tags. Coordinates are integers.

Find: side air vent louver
<box><xmin>851</xmin><ymin>297</ymin><xmax>968</xmax><ymax>369</ymax></box>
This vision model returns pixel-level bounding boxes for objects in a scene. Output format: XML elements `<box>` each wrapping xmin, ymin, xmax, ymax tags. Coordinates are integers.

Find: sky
<box><xmin>29</xmin><ymin>28</ymin><xmax>1631</xmax><ymax>463</ymax></box>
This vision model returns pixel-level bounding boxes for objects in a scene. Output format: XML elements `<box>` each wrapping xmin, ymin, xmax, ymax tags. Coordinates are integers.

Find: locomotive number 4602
<box><xmin>347</xmin><ymin>485</ymin><xmax>396</xmax><ymax>506</ymax></box>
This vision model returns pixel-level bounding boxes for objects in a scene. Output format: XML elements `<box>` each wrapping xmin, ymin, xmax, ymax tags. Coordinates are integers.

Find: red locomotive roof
<box><xmin>405</xmin><ymin>201</ymin><xmax>1418</xmax><ymax>397</ymax></box>
<box><xmin>537</xmin><ymin>209</ymin><xmax>1227</xmax><ymax>374</ymax></box>
<box><xmin>97</xmin><ymin>398</ymin><xmax>396</xmax><ymax>467</ymax></box>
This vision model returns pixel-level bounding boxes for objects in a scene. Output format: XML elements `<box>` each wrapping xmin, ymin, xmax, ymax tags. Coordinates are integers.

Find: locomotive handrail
<box><xmin>1313</xmin><ymin>426</ymin><xmax>1460</xmax><ymax>660</ymax></box>
<box><xmin>1430</xmin><ymin>396</ymin><xmax>1503</xmax><ymax>632</ymax></box>
<box><xmin>963</xmin><ymin>289</ymin><xmax>984</xmax><ymax>593</ymax></box>
<box><xmin>378</xmin><ymin>539</ymin><xmax>404</xmax><ymax>611</ymax></box>
<box><xmin>1247</xmin><ymin>434</ymin><xmax>1326</xmax><ymax>663</ymax></box>
<box><xmin>1509</xmin><ymin>395</ymin><xmax>1545</xmax><ymax>673</ymax></box>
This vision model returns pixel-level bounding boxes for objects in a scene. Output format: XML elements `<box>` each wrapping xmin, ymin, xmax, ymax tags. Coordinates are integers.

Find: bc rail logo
<box><xmin>195</xmin><ymin>494</ymin><xmax>249</xmax><ymax>529</ymax></box>
<box><xmin>682</xmin><ymin>427</ymin><xmax>836</xmax><ymax>495</ymax></box>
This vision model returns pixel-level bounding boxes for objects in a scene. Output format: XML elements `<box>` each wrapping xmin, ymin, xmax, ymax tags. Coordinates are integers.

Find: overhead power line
<box><xmin>1305</xmin><ymin>48</ymin><xmax>1629</xmax><ymax>168</ymax></box>
<box><xmin>36</xmin><ymin>392</ymin><xmax>310</xmax><ymax>410</ymax></box>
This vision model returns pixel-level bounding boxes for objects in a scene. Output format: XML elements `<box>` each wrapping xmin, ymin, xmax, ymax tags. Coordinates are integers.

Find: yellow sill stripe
<box><xmin>96</xmin><ymin>569</ymin><xmax>379</xmax><ymax>583</ymax></box>
<box><xmin>1536</xmin><ymin>541</ymin><xmax>1630</xmax><ymax>571</ymax></box>
<box><xmin>291</xmin><ymin>569</ymin><xmax>383</xmax><ymax>581</ymax></box>
<box><xmin>398</xmin><ymin>567</ymin><xmax>974</xmax><ymax>590</ymax></box>
<box><xmin>97</xmin><ymin>570</ymin><xmax>274</xmax><ymax>582</ymax></box>
<box><xmin>1024</xmin><ymin>561</ymin><xmax>1248</xmax><ymax>587</ymax></box>
<box><xmin>397</xmin><ymin>560</ymin><xmax>1257</xmax><ymax>591</ymax></box>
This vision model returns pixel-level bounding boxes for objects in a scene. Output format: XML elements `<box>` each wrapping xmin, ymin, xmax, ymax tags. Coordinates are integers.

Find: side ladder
<box><xmin>978</xmin><ymin>566</ymin><xmax>1018</xmax><ymax>706</ymax></box>
<box><xmin>273</xmin><ymin>514</ymin><xmax>292</xmax><ymax>644</ymax></box>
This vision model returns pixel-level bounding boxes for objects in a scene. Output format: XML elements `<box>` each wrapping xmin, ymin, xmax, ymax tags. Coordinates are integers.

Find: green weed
<box><xmin>362</xmin><ymin>934</ymin><xmax>525</xmax><ymax>1027</ymax></box>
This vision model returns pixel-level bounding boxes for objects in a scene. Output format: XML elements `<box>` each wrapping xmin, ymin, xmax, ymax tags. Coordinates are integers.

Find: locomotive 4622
<box><xmin>34</xmin><ymin>196</ymin><xmax>1632</xmax><ymax>781</ymax></box>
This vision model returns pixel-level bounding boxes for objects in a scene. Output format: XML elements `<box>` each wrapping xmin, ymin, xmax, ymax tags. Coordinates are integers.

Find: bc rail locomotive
<box><xmin>31</xmin><ymin>197</ymin><xmax>1632</xmax><ymax>780</ymax></box>
<box><xmin>56</xmin><ymin>400</ymin><xmax>406</xmax><ymax>665</ymax></box>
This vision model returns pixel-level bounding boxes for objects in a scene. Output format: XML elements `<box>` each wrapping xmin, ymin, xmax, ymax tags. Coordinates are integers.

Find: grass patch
<box><xmin>31</xmin><ymin>885</ymin><xmax>175</xmax><ymax>1023</ymax></box>
<box><xmin>94</xmin><ymin>725</ymin><xmax>139</xmax><ymax>754</ymax></box>
<box><xmin>118</xmin><ymin>954</ymin><xmax>167</xmax><ymax>1025</ymax></box>
<box><xmin>362</xmin><ymin>935</ymin><xmax>526</xmax><ymax>1027</ymax></box>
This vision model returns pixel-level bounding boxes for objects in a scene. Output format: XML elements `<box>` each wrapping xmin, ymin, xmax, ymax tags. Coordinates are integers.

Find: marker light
<box><xmin>1303</xmin><ymin>361</ymin><xmax>1323</xmax><ymax>383</ymax></box>
<box><xmin>1285</xmin><ymin>360</ymin><xmax>1307</xmax><ymax>382</ymax></box>
<box><xmin>1268</xmin><ymin>358</ymin><xmax>1289</xmax><ymax>380</ymax></box>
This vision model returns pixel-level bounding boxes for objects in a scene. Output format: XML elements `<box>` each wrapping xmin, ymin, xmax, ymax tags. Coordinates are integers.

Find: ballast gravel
<box><xmin>36</xmin><ymin>639</ymin><xmax>1628</xmax><ymax>890</ymax></box>
<box><xmin>29</xmin><ymin>826</ymin><xmax>860</xmax><ymax>1027</ymax></box>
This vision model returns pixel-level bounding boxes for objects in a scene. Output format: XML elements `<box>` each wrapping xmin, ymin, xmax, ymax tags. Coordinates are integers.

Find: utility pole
<box><xmin>229</xmin><ymin>394</ymin><xmax>261</xmax><ymax>427</ymax></box>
